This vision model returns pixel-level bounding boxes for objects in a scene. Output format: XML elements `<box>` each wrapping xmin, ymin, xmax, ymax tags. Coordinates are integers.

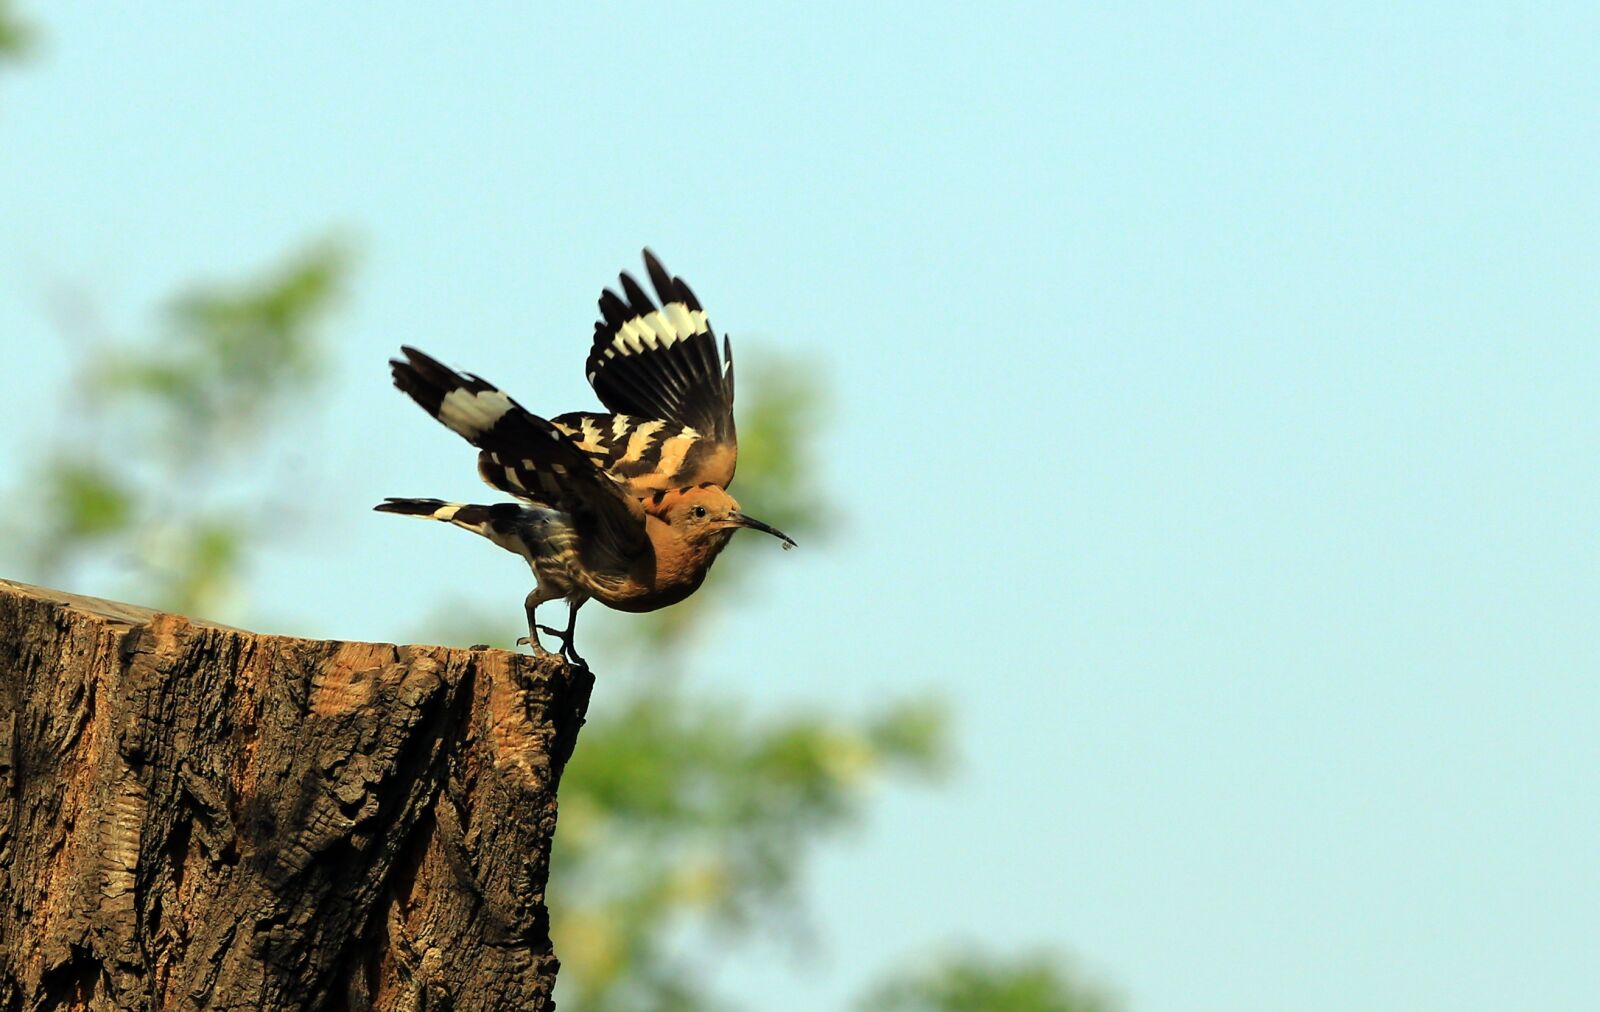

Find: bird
<box><xmin>376</xmin><ymin>249</ymin><xmax>795</xmax><ymax>665</ymax></box>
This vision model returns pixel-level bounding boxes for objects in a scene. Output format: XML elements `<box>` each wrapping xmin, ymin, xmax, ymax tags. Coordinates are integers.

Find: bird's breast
<box><xmin>580</xmin><ymin>523</ymin><xmax>727</xmax><ymax>613</ymax></box>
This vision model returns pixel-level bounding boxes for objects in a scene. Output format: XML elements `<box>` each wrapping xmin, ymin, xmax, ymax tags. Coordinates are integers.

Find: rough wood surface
<box><xmin>0</xmin><ymin>578</ymin><xmax>593</xmax><ymax>1011</ymax></box>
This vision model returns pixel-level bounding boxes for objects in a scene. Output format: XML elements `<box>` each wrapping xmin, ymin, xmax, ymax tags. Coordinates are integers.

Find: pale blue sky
<box><xmin>3</xmin><ymin>4</ymin><xmax>1598</xmax><ymax>1009</ymax></box>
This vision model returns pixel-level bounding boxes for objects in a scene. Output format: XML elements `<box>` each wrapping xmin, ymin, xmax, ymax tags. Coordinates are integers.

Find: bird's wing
<box><xmin>584</xmin><ymin>249</ymin><xmax>738</xmax><ymax>488</ymax></box>
<box><xmin>547</xmin><ymin>410</ymin><xmax>737</xmax><ymax>496</ymax></box>
<box><xmin>390</xmin><ymin>346</ymin><xmax>647</xmax><ymax>553</ymax></box>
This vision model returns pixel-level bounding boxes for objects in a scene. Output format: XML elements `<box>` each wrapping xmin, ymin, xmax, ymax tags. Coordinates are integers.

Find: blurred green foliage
<box><xmin>12</xmin><ymin>239</ymin><xmax>350</xmax><ymax>615</ymax></box>
<box><xmin>861</xmin><ymin>951</ymin><xmax>1119</xmax><ymax>1012</ymax></box>
<box><xmin>554</xmin><ymin>689</ymin><xmax>946</xmax><ymax>1011</ymax></box>
<box><xmin>96</xmin><ymin>240</ymin><xmax>346</xmax><ymax>441</ymax></box>
<box><xmin>0</xmin><ymin>1</ymin><xmax>33</xmax><ymax>65</ymax></box>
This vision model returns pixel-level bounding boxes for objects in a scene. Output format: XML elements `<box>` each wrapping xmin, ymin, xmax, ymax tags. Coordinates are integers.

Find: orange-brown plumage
<box><xmin>376</xmin><ymin>251</ymin><xmax>793</xmax><ymax>664</ymax></box>
<box><xmin>600</xmin><ymin>487</ymin><xmax>743</xmax><ymax>612</ymax></box>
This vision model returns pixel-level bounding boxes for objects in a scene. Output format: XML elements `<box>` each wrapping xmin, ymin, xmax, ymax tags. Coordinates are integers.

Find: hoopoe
<box><xmin>377</xmin><ymin>250</ymin><xmax>795</xmax><ymax>664</ymax></box>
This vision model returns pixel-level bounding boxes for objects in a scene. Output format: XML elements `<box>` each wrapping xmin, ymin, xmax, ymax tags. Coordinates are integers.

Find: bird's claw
<box><xmin>515</xmin><ymin>634</ymin><xmax>555</xmax><ymax>658</ymax></box>
<box><xmin>534</xmin><ymin>625</ymin><xmax>588</xmax><ymax>669</ymax></box>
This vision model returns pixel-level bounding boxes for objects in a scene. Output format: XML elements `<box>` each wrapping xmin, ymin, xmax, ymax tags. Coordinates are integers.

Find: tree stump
<box><xmin>0</xmin><ymin>578</ymin><xmax>593</xmax><ymax>1011</ymax></box>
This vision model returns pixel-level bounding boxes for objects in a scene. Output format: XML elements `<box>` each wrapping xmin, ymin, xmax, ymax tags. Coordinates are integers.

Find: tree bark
<box><xmin>0</xmin><ymin>578</ymin><xmax>593</xmax><ymax>1011</ymax></box>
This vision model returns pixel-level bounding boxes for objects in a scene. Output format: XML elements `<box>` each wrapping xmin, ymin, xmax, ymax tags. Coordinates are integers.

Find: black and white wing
<box><xmin>388</xmin><ymin>346</ymin><xmax>646</xmax><ymax>553</ymax></box>
<box><xmin>584</xmin><ymin>250</ymin><xmax>738</xmax><ymax>489</ymax></box>
<box><xmin>542</xmin><ymin>410</ymin><xmax>732</xmax><ymax>497</ymax></box>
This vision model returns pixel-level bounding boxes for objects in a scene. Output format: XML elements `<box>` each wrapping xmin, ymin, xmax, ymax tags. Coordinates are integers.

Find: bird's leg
<box><xmin>536</xmin><ymin>598</ymin><xmax>587</xmax><ymax>668</ymax></box>
<box><xmin>517</xmin><ymin>591</ymin><xmax>555</xmax><ymax>657</ymax></box>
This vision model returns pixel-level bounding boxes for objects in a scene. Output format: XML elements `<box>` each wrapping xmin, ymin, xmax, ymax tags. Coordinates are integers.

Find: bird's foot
<box><xmin>535</xmin><ymin>624</ymin><xmax>589</xmax><ymax>670</ymax></box>
<box><xmin>515</xmin><ymin>634</ymin><xmax>556</xmax><ymax>658</ymax></box>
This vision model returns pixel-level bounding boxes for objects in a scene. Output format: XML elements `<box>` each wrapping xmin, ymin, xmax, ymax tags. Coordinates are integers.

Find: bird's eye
<box><xmin>692</xmin><ymin>505</ymin><xmax>708</xmax><ymax>519</ymax></box>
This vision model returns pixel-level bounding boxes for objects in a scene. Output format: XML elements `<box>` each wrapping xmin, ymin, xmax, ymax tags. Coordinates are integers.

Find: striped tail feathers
<box><xmin>585</xmin><ymin>249</ymin><xmax>736</xmax><ymax>445</ymax></box>
<box><xmin>374</xmin><ymin>498</ymin><xmax>523</xmax><ymax>538</ymax></box>
<box><xmin>374</xmin><ymin>497</ymin><xmax>451</xmax><ymax>516</ymax></box>
<box><xmin>375</xmin><ymin>497</ymin><xmax>552</xmax><ymax>565</ymax></box>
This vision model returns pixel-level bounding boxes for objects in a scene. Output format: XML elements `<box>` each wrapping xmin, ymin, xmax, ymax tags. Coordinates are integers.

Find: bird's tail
<box><xmin>374</xmin><ymin>497</ymin><xmax>519</xmax><ymax>540</ymax></box>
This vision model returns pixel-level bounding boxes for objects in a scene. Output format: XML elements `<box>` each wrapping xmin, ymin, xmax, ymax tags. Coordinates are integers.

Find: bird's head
<box><xmin>653</xmin><ymin>484</ymin><xmax>796</xmax><ymax>551</ymax></box>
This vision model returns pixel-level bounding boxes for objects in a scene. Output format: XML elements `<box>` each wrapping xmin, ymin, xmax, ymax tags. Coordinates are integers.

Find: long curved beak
<box><xmin>730</xmin><ymin>512</ymin><xmax>797</xmax><ymax>550</ymax></box>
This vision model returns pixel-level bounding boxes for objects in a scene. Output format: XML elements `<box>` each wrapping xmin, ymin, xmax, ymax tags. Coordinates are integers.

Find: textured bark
<box><xmin>0</xmin><ymin>578</ymin><xmax>593</xmax><ymax>1011</ymax></box>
